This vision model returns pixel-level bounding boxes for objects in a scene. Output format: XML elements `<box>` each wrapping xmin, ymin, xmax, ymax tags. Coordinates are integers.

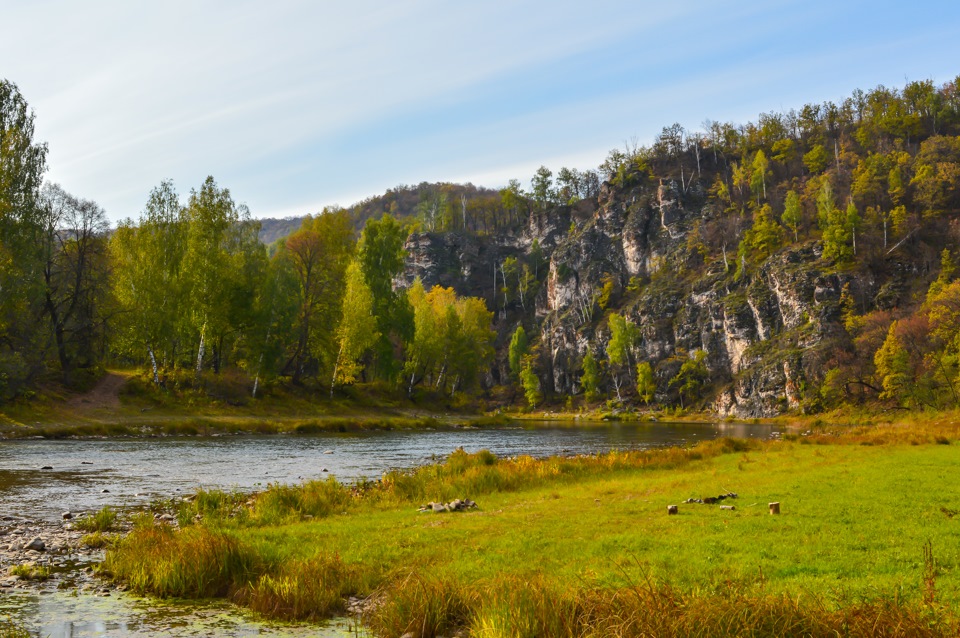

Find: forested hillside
<box><xmin>2</xmin><ymin>76</ymin><xmax>959</xmax><ymax>415</ymax></box>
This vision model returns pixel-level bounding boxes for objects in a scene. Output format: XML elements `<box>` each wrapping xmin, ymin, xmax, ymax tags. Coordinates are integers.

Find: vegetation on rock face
<box><xmin>3</xmin><ymin>75</ymin><xmax>960</xmax><ymax>417</ymax></box>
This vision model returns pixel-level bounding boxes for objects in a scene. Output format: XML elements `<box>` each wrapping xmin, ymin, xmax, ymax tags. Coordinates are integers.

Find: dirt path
<box><xmin>65</xmin><ymin>372</ymin><xmax>130</xmax><ymax>411</ymax></box>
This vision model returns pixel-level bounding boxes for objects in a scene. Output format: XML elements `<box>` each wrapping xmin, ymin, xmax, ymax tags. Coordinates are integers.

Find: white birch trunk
<box><xmin>195</xmin><ymin>322</ymin><xmax>206</xmax><ymax>377</ymax></box>
<box><xmin>148</xmin><ymin>347</ymin><xmax>160</xmax><ymax>385</ymax></box>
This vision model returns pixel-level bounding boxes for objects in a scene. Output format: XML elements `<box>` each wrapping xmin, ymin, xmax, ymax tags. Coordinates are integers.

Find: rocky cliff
<box><xmin>398</xmin><ymin>169</ymin><xmax>918</xmax><ymax>417</ymax></box>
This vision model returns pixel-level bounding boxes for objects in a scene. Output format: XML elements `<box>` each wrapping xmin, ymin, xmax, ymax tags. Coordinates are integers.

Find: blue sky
<box><xmin>3</xmin><ymin>0</ymin><xmax>959</xmax><ymax>222</ymax></box>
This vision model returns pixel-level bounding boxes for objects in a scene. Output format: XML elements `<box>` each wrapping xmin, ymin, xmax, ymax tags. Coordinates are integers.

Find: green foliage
<box><xmin>508</xmin><ymin>326</ymin><xmax>528</xmax><ymax>379</ymax></box>
<box><xmin>803</xmin><ymin>143</ymin><xmax>830</xmax><ymax>174</ymax></box>
<box><xmin>818</xmin><ymin>180</ymin><xmax>856</xmax><ymax>263</ymax></box>
<box><xmin>530</xmin><ymin>165</ymin><xmax>554</xmax><ymax>210</ymax></box>
<box><xmin>636</xmin><ymin>361</ymin><xmax>655</xmax><ymax>404</ymax></box>
<box><xmin>581</xmin><ymin>350</ymin><xmax>601</xmax><ymax>401</ymax></box>
<box><xmin>605</xmin><ymin>313</ymin><xmax>639</xmax><ymax>367</ymax></box>
<box><xmin>875</xmin><ymin>323</ymin><xmax>911</xmax><ymax>403</ymax></box>
<box><xmin>781</xmin><ymin>190</ymin><xmax>802</xmax><ymax>241</ymax></box>
<box><xmin>519</xmin><ymin>357</ymin><xmax>542</xmax><ymax>409</ymax></box>
<box><xmin>281</xmin><ymin>210</ymin><xmax>354</xmax><ymax>384</ymax></box>
<box><xmin>358</xmin><ymin>214</ymin><xmax>414</xmax><ymax>381</ymax></box>
<box><xmin>332</xmin><ymin>261</ymin><xmax>378</xmax><ymax>391</ymax></box>
<box><xmin>597</xmin><ymin>274</ymin><xmax>616</xmax><ymax>310</ymax></box>
<box><xmin>669</xmin><ymin>350</ymin><xmax>708</xmax><ymax>409</ymax></box>
<box><xmin>736</xmin><ymin>204</ymin><xmax>784</xmax><ymax>277</ymax></box>
<box><xmin>749</xmin><ymin>149</ymin><xmax>770</xmax><ymax>203</ymax></box>
<box><xmin>404</xmin><ymin>282</ymin><xmax>495</xmax><ymax>396</ymax></box>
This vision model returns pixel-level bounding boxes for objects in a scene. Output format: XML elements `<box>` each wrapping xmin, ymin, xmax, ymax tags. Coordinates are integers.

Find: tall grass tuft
<box><xmin>74</xmin><ymin>505</ymin><xmax>117</xmax><ymax>532</ymax></box>
<box><xmin>238</xmin><ymin>554</ymin><xmax>361</xmax><ymax>620</ymax></box>
<box><xmin>251</xmin><ymin>476</ymin><xmax>352</xmax><ymax>524</ymax></box>
<box><xmin>365</xmin><ymin>572</ymin><xmax>472</xmax><ymax>638</ymax></box>
<box><xmin>104</xmin><ymin>523</ymin><xmax>258</xmax><ymax>597</ymax></box>
<box><xmin>365</xmin><ymin>573</ymin><xmax>959</xmax><ymax>638</ymax></box>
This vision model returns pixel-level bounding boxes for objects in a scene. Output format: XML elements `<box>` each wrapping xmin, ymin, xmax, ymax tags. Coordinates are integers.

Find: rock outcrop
<box><xmin>399</xmin><ymin>170</ymin><xmax>892</xmax><ymax>418</ymax></box>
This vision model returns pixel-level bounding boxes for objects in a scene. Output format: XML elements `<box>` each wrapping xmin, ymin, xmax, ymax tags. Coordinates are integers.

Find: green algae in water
<box><xmin>0</xmin><ymin>590</ymin><xmax>365</xmax><ymax>637</ymax></box>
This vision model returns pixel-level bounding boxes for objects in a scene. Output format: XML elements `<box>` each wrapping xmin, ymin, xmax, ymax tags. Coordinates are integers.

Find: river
<box><xmin>0</xmin><ymin>420</ymin><xmax>780</xmax><ymax>636</ymax></box>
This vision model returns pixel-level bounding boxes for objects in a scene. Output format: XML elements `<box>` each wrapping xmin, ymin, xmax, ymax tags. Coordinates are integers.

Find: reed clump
<box><xmin>74</xmin><ymin>505</ymin><xmax>117</xmax><ymax>532</ymax></box>
<box><xmin>104</xmin><ymin>522</ymin><xmax>259</xmax><ymax>597</ymax></box>
<box><xmin>237</xmin><ymin>554</ymin><xmax>364</xmax><ymax>620</ymax></box>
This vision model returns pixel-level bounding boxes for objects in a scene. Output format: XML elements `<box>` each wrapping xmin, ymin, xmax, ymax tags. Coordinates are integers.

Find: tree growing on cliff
<box><xmin>781</xmin><ymin>190</ymin><xmax>802</xmax><ymax>241</ymax></box>
<box><xmin>508</xmin><ymin>325</ymin><xmax>528</xmax><ymax>381</ymax></box>
<box><xmin>670</xmin><ymin>350</ymin><xmax>708</xmax><ymax>409</ymax></box>
<box><xmin>581</xmin><ymin>350</ymin><xmax>600</xmax><ymax>401</ymax></box>
<box><xmin>606</xmin><ymin>313</ymin><xmax>639</xmax><ymax>402</ymax></box>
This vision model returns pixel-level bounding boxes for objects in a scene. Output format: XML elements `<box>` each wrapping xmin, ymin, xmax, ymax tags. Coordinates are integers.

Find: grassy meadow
<box><xmin>100</xmin><ymin>420</ymin><xmax>960</xmax><ymax>637</ymax></box>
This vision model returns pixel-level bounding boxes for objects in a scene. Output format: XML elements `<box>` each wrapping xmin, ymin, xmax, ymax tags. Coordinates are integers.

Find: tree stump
<box><xmin>769</xmin><ymin>502</ymin><xmax>780</xmax><ymax>515</ymax></box>
<box><xmin>667</xmin><ymin>505</ymin><xmax>678</xmax><ymax>515</ymax></box>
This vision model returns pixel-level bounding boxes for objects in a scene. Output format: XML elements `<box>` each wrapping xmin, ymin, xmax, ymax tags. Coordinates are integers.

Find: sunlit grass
<box><xmin>104</xmin><ymin>427</ymin><xmax>960</xmax><ymax>634</ymax></box>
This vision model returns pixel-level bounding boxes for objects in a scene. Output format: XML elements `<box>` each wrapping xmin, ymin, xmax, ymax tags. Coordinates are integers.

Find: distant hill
<box><xmin>257</xmin><ymin>181</ymin><xmax>506</xmax><ymax>245</ymax></box>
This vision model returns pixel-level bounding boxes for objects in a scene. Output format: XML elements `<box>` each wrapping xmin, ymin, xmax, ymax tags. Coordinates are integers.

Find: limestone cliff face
<box><xmin>400</xmin><ymin>173</ymin><xmax>866</xmax><ymax>417</ymax></box>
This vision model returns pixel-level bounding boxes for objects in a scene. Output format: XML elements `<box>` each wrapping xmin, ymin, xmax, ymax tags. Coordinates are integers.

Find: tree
<box><xmin>110</xmin><ymin>181</ymin><xmax>187</xmax><ymax>384</ymax></box>
<box><xmin>581</xmin><ymin>350</ymin><xmax>600</xmax><ymax>401</ymax></box>
<box><xmin>606</xmin><ymin>313</ymin><xmax>639</xmax><ymax>401</ymax></box>
<box><xmin>803</xmin><ymin>144</ymin><xmax>830</xmax><ymax>174</ymax></box>
<box><xmin>636</xmin><ymin>361</ymin><xmax>655</xmax><ymax>405</ymax></box>
<box><xmin>358</xmin><ymin>214</ymin><xmax>413</xmax><ymax>381</ymax></box>
<box><xmin>520</xmin><ymin>356</ymin><xmax>542</xmax><ymax>409</ymax></box>
<box><xmin>781</xmin><ymin>190</ymin><xmax>802</xmax><ymax>242</ymax></box>
<box><xmin>749</xmin><ymin>149</ymin><xmax>771</xmax><ymax>204</ymax></box>
<box><xmin>669</xmin><ymin>350</ymin><xmax>708</xmax><ymax>409</ymax></box>
<box><xmin>531</xmin><ymin>166</ymin><xmax>554</xmax><ymax>210</ymax></box>
<box><xmin>508</xmin><ymin>325</ymin><xmax>528</xmax><ymax>380</ymax></box>
<box><xmin>0</xmin><ymin>80</ymin><xmax>47</xmax><ymax>399</ymax></box>
<box><xmin>38</xmin><ymin>184</ymin><xmax>110</xmax><ymax>378</ymax></box>
<box><xmin>331</xmin><ymin>261</ymin><xmax>378</xmax><ymax>395</ymax></box>
<box><xmin>874</xmin><ymin>322</ymin><xmax>911</xmax><ymax>403</ymax></box>
<box><xmin>282</xmin><ymin>210</ymin><xmax>354</xmax><ymax>384</ymax></box>
<box><xmin>817</xmin><ymin>180</ymin><xmax>854</xmax><ymax>263</ymax></box>
<box><xmin>736</xmin><ymin>204</ymin><xmax>784</xmax><ymax>277</ymax></box>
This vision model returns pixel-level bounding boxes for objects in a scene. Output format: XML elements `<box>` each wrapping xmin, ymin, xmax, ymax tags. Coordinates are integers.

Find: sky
<box><xmin>3</xmin><ymin>0</ymin><xmax>959</xmax><ymax>223</ymax></box>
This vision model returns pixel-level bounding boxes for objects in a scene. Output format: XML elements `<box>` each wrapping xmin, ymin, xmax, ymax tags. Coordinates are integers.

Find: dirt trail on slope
<box><xmin>65</xmin><ymin>372</ymin><xmax>130</xmax><ymax>411</ymax></box>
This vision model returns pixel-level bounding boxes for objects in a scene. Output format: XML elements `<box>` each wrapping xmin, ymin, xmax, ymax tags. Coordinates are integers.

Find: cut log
<box><xmin>667</xmin><ymin>505</ymin><xmax>678</xmax><ymax>515</ymax></box>
<box><xmin>720</xmin><ymin>505</ymin><xmax>735</xmax><ymax>511</ymax></box>
<box><xmin>769</xmin><ymin>502</ymin><xmax>780</xmax><ymax>515</ymax></box>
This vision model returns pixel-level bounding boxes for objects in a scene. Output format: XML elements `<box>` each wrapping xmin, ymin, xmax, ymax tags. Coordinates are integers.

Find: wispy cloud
<box><xmin>3</xmin><ymin>0</ymin><xmax>958</xmax><ymax>220</ymax></box>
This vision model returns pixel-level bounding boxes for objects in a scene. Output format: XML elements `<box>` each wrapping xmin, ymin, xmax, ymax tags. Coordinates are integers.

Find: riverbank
<box><xmin>100</xmin><ymin>419</ymin><xmax>960</xmax><ymax>637</ymax></box>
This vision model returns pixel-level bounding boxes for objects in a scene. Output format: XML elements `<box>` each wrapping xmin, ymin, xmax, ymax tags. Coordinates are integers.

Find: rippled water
<box><xmin>0</xmin><ymin>420</ymin><xmax>779</xmax><ymax>635</ymax></box>
<box><xmin>0</xmin><ymin>421</ymin><xmax>778</xmax><ymax>522</ymax></box>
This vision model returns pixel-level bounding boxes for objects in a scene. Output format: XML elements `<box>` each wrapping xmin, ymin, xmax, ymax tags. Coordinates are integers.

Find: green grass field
<box><xmin>102</xmin><ymin>427</ymin><xmax>960</xmax><ymax>636</ymax></box>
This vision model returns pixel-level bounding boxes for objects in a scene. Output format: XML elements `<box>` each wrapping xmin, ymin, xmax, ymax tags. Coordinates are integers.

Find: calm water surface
<box><xmin>0</xmin><ymin>420</ymin><xmax>779</xmax><ymax>635</ymax></box>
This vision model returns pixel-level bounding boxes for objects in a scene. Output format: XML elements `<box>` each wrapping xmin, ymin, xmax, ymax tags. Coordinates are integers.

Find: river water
<box><xmin>0</xmin><ymin>420</ymin><xmax>780</xmax><ymax>636</ymax></box>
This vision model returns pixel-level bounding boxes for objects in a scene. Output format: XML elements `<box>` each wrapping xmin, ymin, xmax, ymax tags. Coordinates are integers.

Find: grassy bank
<box><xmin>102</xmin><ymin>420</ymin><xmax>960</xmax><ymax>636</ymax></box>
<box><xmin>0</xmin><ymin>368</ymin><xmax>518</xmax><ymax>438</ymax></box>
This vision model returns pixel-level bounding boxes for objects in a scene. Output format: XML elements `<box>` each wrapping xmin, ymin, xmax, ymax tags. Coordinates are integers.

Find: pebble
<box><xmin>62</xmin><ymin>512</ymin><xmax>73</xmax><ymax>520</ymax></box>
